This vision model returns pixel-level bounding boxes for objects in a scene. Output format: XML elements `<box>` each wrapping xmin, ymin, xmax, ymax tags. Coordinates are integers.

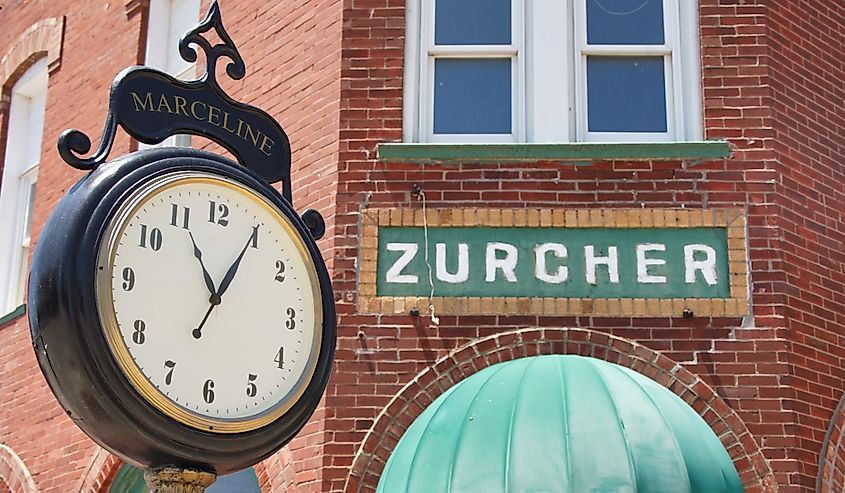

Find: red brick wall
<box><xmin>203</xmin><ymin>0</ymin><xmax>345</xmax><ymax>490</ymax></box>
<box><xmin>201</xmin><ymin>0</ymin><xmax>344</xmax><ymax>266</ymax></box>
<box><xmin>1</xmin><ymin>0</ymin><xmax>842</xmax><ymax>491</ymax></box>
<box><xmin>0</xmin><ymin>2</ymin><xmax>142</xmax><ymax>491</ymax></box>
<box><xmin>819</xmin><ymin>393</ymin><xmax>845</xmax><ymax>492</ymax></box>
<box><xmin>0</xmin><ymin>0</ymin><xmax>346</xmax><ymax>491</ymax></box>
<box><xmin>321</xmin><ymin>0</ymin><xmax>825</xmax><ymax>492</ymax></box>
<box><xmin>765</xmin><ymin>1</ymin><xmax>845</xmax><ymax>490</ymax></box>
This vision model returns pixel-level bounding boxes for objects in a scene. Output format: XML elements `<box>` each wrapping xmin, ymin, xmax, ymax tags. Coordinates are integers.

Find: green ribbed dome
<box><xmin>377</xmin><ymin>355</ymin><xmax>744</xmax><ymax>493</ymax></box>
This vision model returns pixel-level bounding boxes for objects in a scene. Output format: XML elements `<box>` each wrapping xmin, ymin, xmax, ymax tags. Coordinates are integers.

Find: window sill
<box><xmin>0</xmin><ymin>304</ymin><xmax>26</xmax><ymax>326</ymax></box>
<box><xmin>377</xmin><ymin>141</ymin><xmax>731</xmax><ymax>164</ymax></box>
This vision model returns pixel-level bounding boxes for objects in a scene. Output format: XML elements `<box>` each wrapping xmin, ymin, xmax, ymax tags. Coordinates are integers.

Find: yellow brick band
<box><xmin>358</xmin><ymin>208</ymin><xmax>749</xmax><ymax>317</ymax></box>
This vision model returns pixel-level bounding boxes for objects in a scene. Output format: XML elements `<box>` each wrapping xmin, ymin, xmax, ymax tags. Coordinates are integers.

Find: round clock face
<box><xmin>95</xmin><ymin>171</ymin><xmax>322</xmax><ymax>433</ymax></box>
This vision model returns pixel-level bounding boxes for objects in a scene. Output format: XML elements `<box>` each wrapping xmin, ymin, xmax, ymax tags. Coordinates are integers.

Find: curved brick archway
<box><xmin>818</xmin><ymin>392</ymin><xmax>845</xmax><ymax>492</ymax></box>
<box><xmin>0</xmin><ymin>17</ymin><xmax>64</xmax><ymax>90</ymax></box>
<box><xmin>0</xmin><ymin>444</ymin><xmax>37</xmax><ymax>493</ymax></box>
<box><xmin>345</xmin><ymin>328</ymin><xmax>777</xmax><ymax>493</ymax></box>
<box><xmin>76</xmin><ymin>448</ymin><xmax>121</xmax><ymax>493</ymax></box>
<box><xmin>259</xmin><ymin>445</ymin><xmax>296</xmax><ymax>492</ymax></box>
<box><xmin>0</xmin><ymin>16</ymin><xmax>64</xmax><ymax>168</ymax></box>
<box><xmin>252</xmin><ymin>461</ymin><xmax>272</xmax><ymax>492</ymax></box>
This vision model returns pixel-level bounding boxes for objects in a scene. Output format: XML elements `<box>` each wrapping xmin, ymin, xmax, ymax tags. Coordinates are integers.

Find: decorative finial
<box><xmin>56</xmin><ymin>0</ymin><xmax>293</xmax><ymax>196</ymax></box>
<box><xmin>179</xmin><ymin>0</ymin><xmax>246</xmax><ymax>83</ymax></box>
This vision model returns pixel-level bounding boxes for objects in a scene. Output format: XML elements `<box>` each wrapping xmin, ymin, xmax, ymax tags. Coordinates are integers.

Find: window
<box><xmin>141</xmin><ymin>0</ymin><xmax>200</xmax><ymax>148</ymax></box>
<box><xmin>0</xmin><ymin>58</ymin><xmax>47</xmax><ymax>315</ymax></box>
<box><xmin>405</xmin><ymin>0</ymin><xmax>702</xmax><ymax>143</ymax></box>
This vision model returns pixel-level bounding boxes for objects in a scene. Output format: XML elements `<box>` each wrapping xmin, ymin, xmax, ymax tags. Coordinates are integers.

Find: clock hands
<box><xmin>215</xmin><ymin>225</ymin><xmax>258</xmax><ymax>299</ymax></box>
<box><xmin>192</xmin><ymin>225</ymin><xmax>258</xmax><ymax>339</ymax></box>
<box><xmin>188</xmin><ymin>231</ymin><xmax>219</xmax><ymax>302</ymax></box>
<box><xmin>192</xmin><ymin>303</ymin><xmax>217</xmax><ymax>339</ymax></box>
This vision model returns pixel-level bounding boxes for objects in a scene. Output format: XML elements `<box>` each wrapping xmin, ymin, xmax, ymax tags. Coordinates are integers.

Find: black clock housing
<box><xmin>28</xmin><ymin>147</ymin><xmax>336</xmax><ymax>475</ymax></box>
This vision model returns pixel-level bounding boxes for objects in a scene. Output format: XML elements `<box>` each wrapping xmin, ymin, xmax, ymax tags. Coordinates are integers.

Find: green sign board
<box><xmin>376</xmin><ymin>227</ymin><xmax>730</xmax><ymax>299</ymax></box>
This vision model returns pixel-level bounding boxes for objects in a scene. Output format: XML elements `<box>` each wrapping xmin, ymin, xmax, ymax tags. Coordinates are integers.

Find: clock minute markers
<box><xmin>130</xmin><ymin>184</ymin><xmax>307</xmax><ymax>416</ymax></box>
<box><xmin>33</xmin><ymin>159</ymin><xmax>328</xmax><ymax>438</ymax></box>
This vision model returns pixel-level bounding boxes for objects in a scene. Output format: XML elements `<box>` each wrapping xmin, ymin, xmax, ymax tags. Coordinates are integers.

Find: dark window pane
<box><xmin>587</xmin><ymin>0</ymin><xmax>664</xmax><ymax>45</ymax></box>
<box><xmin>435</xmin><ymin>0</ymin><xmax>511</xmax><ymax>45</ymax></box>
<box><xmin>434</xmin><ymin>58</ymin><xmax>512</xmax><ymax>134</ymax></box>
<box><xmin>587</xmin><ymin>56</ymin><xmax>667</xmax><ymax>132</ymax></box>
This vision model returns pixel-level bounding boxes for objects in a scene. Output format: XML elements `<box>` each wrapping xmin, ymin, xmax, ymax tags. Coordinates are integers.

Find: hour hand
<box><xmin>188</xmin><ymin>231</ymin><xmax>217</xmax><ymax>298</ymax></box>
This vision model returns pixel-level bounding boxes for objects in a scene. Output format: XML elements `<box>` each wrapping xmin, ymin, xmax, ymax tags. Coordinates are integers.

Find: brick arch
<box><xmin>0</xmin><ymin>17</ymin><xmax>64</xmax><ymax>97</ymax></box>
<box><xmin>0</xmin><ymin>444</ymin><xmax>37</xmax><ymax>493</ymax></box>
<box><xmin>817</xmin><ymin>391</ymin><xmax>845</xmax><ymax>492</ymax></box>
<box><xmin>251</xmin><ymin>461</ymin><xmax>271</xmax><ymax>492</ymax></box>
<box><xmin>75</xmin><ymin>448</ymin><xmax>121</xmax><ymax>493</ymax></box>
<box><xmin>260</xmin><ymin>444</ymin><xmax>297</xmax><ymax>491</ymax></box>
<box><xmin>345</xmin><ymin>327</ymin><xmax>777</xmax><ymax>493</ymax></box>
<box><xmin>0</xmin><ymin>16</ymin><xmax>64</xmax><ymax>164</ymax></box>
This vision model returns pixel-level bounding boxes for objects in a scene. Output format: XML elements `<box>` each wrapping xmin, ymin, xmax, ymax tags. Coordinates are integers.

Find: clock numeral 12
<box><xmin>246</xmin><ymin>374</ymin><xmax>258</xmax><ymax>397</ymax></box>
<box><xmin>274</xmin><ymin>347</ymin><xmax>284</xmax><ymax>369</ymax></box>
<box><xmin>132</xmin><ymin>320</ymin><xmax>146</xmax><ymax>344</ymax></box>
<box><xmin>208</xmin><ymin>201</ymin><xmax>229</xmax><ymax>226</ymax></box>
<box><xmin>170</xmin><ymin>203</ymin><xmax>190</xmax><ymax>229</ymax></box>
<box><xmin>164</xmin><ymin>360</ymin><xmax>176</xmax><ymax>385</ymax></box>
<box><xmin>139</xmin><ymin>224</ymin><xmax>163</xmax><ymax>251</ymax></box>
<box><xmin>203</xmin><ymin>379</ymin><xmax>215</xmax><ymax>404</ymax></box>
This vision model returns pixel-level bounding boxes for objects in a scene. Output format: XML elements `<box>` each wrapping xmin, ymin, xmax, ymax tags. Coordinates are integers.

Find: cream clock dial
<box><xmin>96</xmin><ymin>171</ymin><xmax>322</xmax><ymax>432</ymax></box>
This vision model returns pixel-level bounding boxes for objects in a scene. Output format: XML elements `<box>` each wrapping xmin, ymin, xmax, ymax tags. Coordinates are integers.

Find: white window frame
<box><xmin>0</xmin><ymin>58</ymin><xmax>47</xmax><ymax>315</ymax></box>
<box><xmin>404</xmin><ymin>0</ymin><xmax>702</xmax><ymax>144</ymax></box>
<box><xmin>15</xmin><ymin>167</ymin><xmax>38</xmax><ymax>308</ymax></box>
<box><xmin>145</xmin><ymin>0</ymin><xmax>199</xmax><ymax>80</ymax></box>
<box><xmin>141</xmin><ymin>0</ymin><xmax>199</xmax><ymax>149</ymax></box>
<box><xmin>411</xmin><ymin>0</ymin><xmax>525</xmax><ymax>143</ymax></box>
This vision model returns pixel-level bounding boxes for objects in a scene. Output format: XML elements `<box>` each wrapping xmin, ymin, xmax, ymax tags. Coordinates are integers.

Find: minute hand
<box><xmin>216</xmin><ymin>226</ymin><xmax>257</xmax><ymax>299</ymax></box>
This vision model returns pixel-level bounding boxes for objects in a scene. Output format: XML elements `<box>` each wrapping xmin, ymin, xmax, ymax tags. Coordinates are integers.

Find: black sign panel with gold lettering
<box><xmin>57</xmin><ymin>1</ymin><xmax>293</xmax><ymax>198</ymax></box>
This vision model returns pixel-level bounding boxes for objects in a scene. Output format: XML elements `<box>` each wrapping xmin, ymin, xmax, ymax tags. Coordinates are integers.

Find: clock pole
<box><xmin>144</xmin><ymin>467</ymin><xmax>217</xmax><ymax>493</ymax></box>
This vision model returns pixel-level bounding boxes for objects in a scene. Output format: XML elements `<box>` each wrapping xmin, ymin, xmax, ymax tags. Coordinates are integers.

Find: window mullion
<box><xmin>574</xmin><ymin>0</ymin><xmax>588</xmax><ymax>141</ymax></box>
<box><xmin>420</xmin><ymin>0</ymin><xmax>434</xmax><ymax>142</ymax></box>
<box><xmin>581</xmin><ymin>45</ymin><xmax>672</xmax><ymax>56</ymax></box>
<box><xmin>428</xmin><ymin>46</ymin><xmax>518</xmax><ymax>57</ymax></box>
<box><xmin>665</xmin><ymin>0</ymin><xmax>685</xmax><ymax>139</ymax></box>
<box><xmin>679</xmin><ymin>0</ymin><xmax>703</xmax><ymax>140</ymax></box>
<box><xmin>513</xmin><ymin>0</ymin><xmax>525</xmax><ymax>142</ymax></box>
<box><xmin>527</xmin><ymin>0</ymin><xmax>570</xmax><ymax>142</ymax></box>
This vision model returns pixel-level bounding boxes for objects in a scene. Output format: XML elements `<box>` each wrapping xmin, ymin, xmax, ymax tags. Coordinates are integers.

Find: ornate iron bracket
<box><xmin>57</xmin><ymin>0</ymin><xmax>293</xmax><ymax>200</ymax></box>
